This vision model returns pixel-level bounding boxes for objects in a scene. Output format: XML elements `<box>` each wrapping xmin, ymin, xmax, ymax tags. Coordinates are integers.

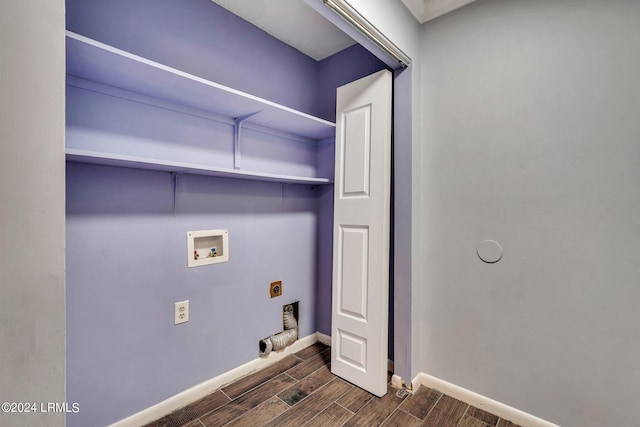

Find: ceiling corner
<box><xmin>400</xmin><ymin>0</ymin><xmax>426</xmax><ymax>23</ymax></box>
<box><xmin>400</xmin><ymin>0</ymin><xmax>478</xmax><ymax>24</ymax></box>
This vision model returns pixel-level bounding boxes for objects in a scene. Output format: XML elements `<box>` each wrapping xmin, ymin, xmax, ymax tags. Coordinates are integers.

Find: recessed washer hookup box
<box><xmin>187</xmin><ymin>229</ymin><xmax>229</xmax><ymax>267</ymax></box>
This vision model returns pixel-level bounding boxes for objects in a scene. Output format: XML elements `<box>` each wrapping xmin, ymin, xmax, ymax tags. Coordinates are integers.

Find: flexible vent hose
<box><xmin>259</xmin><ymin>304</ymin><xmax>297</xmax><ymax>357</ymax></box>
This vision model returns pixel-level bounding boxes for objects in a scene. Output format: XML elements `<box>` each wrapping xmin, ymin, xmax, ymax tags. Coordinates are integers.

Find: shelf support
<box><xmin>234</xmin><ymin>112</ymin><xmax>260</xmax><ymax>170</ymax></box>
<box><xmin>171</xmin><ymin>171</ymin><xmax>186</xmax><ymax>216</ymax></box>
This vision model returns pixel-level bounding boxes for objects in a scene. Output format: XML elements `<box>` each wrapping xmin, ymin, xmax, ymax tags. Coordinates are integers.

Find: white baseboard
<box><xmin>316</xmin><ymin>331</ymin><xmax>331</xmax><ymax>346</ymax></box>
<box><xmin>412</xmin><ymin>373</ymin><xmax>559</xmax><ymax>427</ymax></box>
<box><xmin>109</xmin><ymin>333</ymin><xmax>320</xmax><ymax>427</ymax></box>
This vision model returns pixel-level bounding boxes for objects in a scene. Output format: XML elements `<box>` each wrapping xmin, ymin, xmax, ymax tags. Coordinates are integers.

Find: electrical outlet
<box><xmin>270</xmin><ymin>281</ymin><xmax>282</xmax><ymax>298</ymax></box>
<box><xmin>174</xmin><ymin>300</ymin><xmax>189</xmax><ymax>325</ymax></box>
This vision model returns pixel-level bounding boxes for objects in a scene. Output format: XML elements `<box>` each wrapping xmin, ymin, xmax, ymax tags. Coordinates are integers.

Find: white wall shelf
<box><xmin>66</xmin><ymin>149</ymin><xmax>331</xmax><ymax>185</ymax></box>
<box><xmin>65</xmin><ymin>31</ymin><xmax>335</xmax><ymax>184</ymax></box>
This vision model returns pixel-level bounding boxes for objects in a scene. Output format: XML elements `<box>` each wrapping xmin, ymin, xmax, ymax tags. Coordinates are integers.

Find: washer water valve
<box><xmin>187</xmin><ymin>229</ymin><xmax>228</xmax><ymax>267</ymax></box>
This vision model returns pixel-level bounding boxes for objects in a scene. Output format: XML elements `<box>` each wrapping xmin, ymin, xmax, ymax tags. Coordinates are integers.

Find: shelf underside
<box><xmin>66</xmin><ymin>149</ymin><xmax>332</xmax><ymax>185</ymax></box>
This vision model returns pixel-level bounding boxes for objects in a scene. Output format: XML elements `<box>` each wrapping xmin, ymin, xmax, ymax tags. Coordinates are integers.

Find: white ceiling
<box><xmin>210</xmin><ymin>0</ymin><xmax>356</xmax><ymax>61</ymax></box>
<box><xmin>210</xmin><ymin>0</ymin><xmax>478</xmax><ymax>61</ymax></box>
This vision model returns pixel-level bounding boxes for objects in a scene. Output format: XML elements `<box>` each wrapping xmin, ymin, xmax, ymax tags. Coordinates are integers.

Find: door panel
<box><xmin>337</xmin><ymin>225</ymin><xmax>369</xmax><ymax>320</ymax></box>
<box><xmin>341</xmin><ymin>105</ymin><xmax>371</xmax><ymax>196</ymax></box>
<box><xmin>331</xmin><ymin>69</ymin><xmax>392</xmax><ymax>397</ymax></box>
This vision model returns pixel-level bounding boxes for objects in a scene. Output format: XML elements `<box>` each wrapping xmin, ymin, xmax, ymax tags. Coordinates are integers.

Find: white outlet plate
<box><xmin>174</xmin><ymin>300</ymin><xmax>189</xmax><ymax>325</ymax></box>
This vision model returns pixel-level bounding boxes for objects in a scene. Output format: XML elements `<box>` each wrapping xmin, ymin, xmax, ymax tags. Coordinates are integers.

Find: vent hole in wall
<box><xmin>283</xmin><ymin>301</ymin><xmax>299</xmax><ymax>334</ymax></box>
<box><xmin>258</xmin><ymin>301</ymin><xmax>299</xmax><ymax>357</ymax></box>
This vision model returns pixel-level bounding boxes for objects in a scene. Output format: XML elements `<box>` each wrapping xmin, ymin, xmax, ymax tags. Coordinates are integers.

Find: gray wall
<box><xmin>0</xmin><ymin>1</ymin><xmax>66</xmax><ymax>426</ymax></box>
<box><xmin>415</xmin><ymin>1</ymin><xmax>640</xmax><ymax>426</ymax></box>
<box><xmin>392</xmin><ymin>66</ymin><xmax>414</xmax><ymax>384</ymax></box>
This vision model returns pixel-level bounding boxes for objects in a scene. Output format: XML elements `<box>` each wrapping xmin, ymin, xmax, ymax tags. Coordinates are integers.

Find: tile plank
<box><xmin>304</xmin><ymin>403</ymin><xmax>353</xmax><ymax>427</ymax></box>
<box><xmin>285</xmin><ymin>350</ymin><xmax>331</xmax><ymax>380</ymax></box>
<box><xmin>231</xmin><ymin>373</ymin><xmax>297</xmax><ymax>408</ymax></box>
<box><xmin>295</xmin><ymin>342</ymin><xmax>330</xmax><ymax>360</ymax></box>
<box><xmin>459</xmin><ymin>414</ymin><xmax>491</xmax><ymax>427</ymax></box>
<box><xmin>144</xmin><ymin>402</ymin><xmax>209</xmax><ymax>427</ymax></box>
<box><xmin>221</xmin><ymin>355</ymin><xmax>301</xmax><ymax>399</ymax></box>
<box><xmin>223</xmin><ymin>396</ymin><xmax>289</xmax><ymax>427</ymax></box>
<box><xmin>420</xmin><ymin>395</ymin><xmax>468</xmax><ymax>427</ymax></box>
<box><xmin>264</xmin><ymin>378</ymin><xmax>353</xmax><ymax>427</ymax></box>
<box><xmin>399</xmin><ymin>386</ymin><xmax>441</xmax><ymax>420</ymax></box>
<box><xmin>278</xmin><ymin>364</ymin><xmax>335</xmax><ymax>406</ymax></box>
<box><xmin>380</xmin><ymin>409</ymin><xmax>422</xmax><ymax>427</ymax></box>
<box><xmin>343</xmin><ymin>385</ymin><xmax>408</xmax><ymax>427</ymax></box>
<box><xmin>200</xmin><ymin>373</ymin><xmax>296</xmax><ymax>426</ymax></box>
<box><xmin>467</xmin><ymin>406</ymin><xmax>499</xmax><ymax>426</ymax></box>
<box><xmin>142</xmin><ymin>415</ymin><xmax>179</xmax><ymax>427</ymax></box>
<box><xmin>497</xmin><ymin>419</ymin><xmax>522</xmax><ymax>427</ymax></box>
<box><xmin>337</xmin><ymin>385</ymin><xmax>375</xmax><ymax>413</ymax></box>
<box><xmin>182</xmin><ymin>390</ymin><xmax>231</xmax><ymax>419</ymax></box>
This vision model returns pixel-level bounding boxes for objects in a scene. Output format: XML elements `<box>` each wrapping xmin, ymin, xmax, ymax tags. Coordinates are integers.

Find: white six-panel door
<box><xmin>331</xmin><ymin>69</ymin><xmax>392</xmax><ymax>397</ymax></box>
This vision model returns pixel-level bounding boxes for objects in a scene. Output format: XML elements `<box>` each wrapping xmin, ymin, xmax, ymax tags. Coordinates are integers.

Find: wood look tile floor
<box><xmin>144</xmin><ymin>343</ymin><xmax>522</xmax><ymax>427</ymax></box>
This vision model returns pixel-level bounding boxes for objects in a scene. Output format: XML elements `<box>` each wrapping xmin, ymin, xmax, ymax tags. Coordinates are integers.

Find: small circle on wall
<box><xmin>477</xmin><ymin>240</ymin><xmax>503</xmax><ymax>263</ymax></box>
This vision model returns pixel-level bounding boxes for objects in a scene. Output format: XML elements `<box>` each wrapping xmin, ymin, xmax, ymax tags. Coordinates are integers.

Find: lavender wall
<box><xmin>317</xmin><ymin>43</ymin><xmax>389</xmax><ymax>122</ymax></box>
<box><xmin>65</xmin><ymin>1</ymin><xmax>326</xmax><ymax>424</ymax></box>
<box><xmin>66</xmin><ymin>164</ymin><xmax>320</xmax><ymax>426</ymax></box>
<box><xmin>65</xmin><ymin>1</ymin><xmax>390</xmax><ymax>425</ymax></box>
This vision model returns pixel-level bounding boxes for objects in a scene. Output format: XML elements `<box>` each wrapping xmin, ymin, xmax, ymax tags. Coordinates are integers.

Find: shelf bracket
<box><xmin>171</xmin><ymin>171</ymin><xmax>186</xmax><ymax>216</ymax></box>
<box><xmin>234</xmin><ymin>112</ymin><xmax>260</xmax><ymax>170</ymax></box>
